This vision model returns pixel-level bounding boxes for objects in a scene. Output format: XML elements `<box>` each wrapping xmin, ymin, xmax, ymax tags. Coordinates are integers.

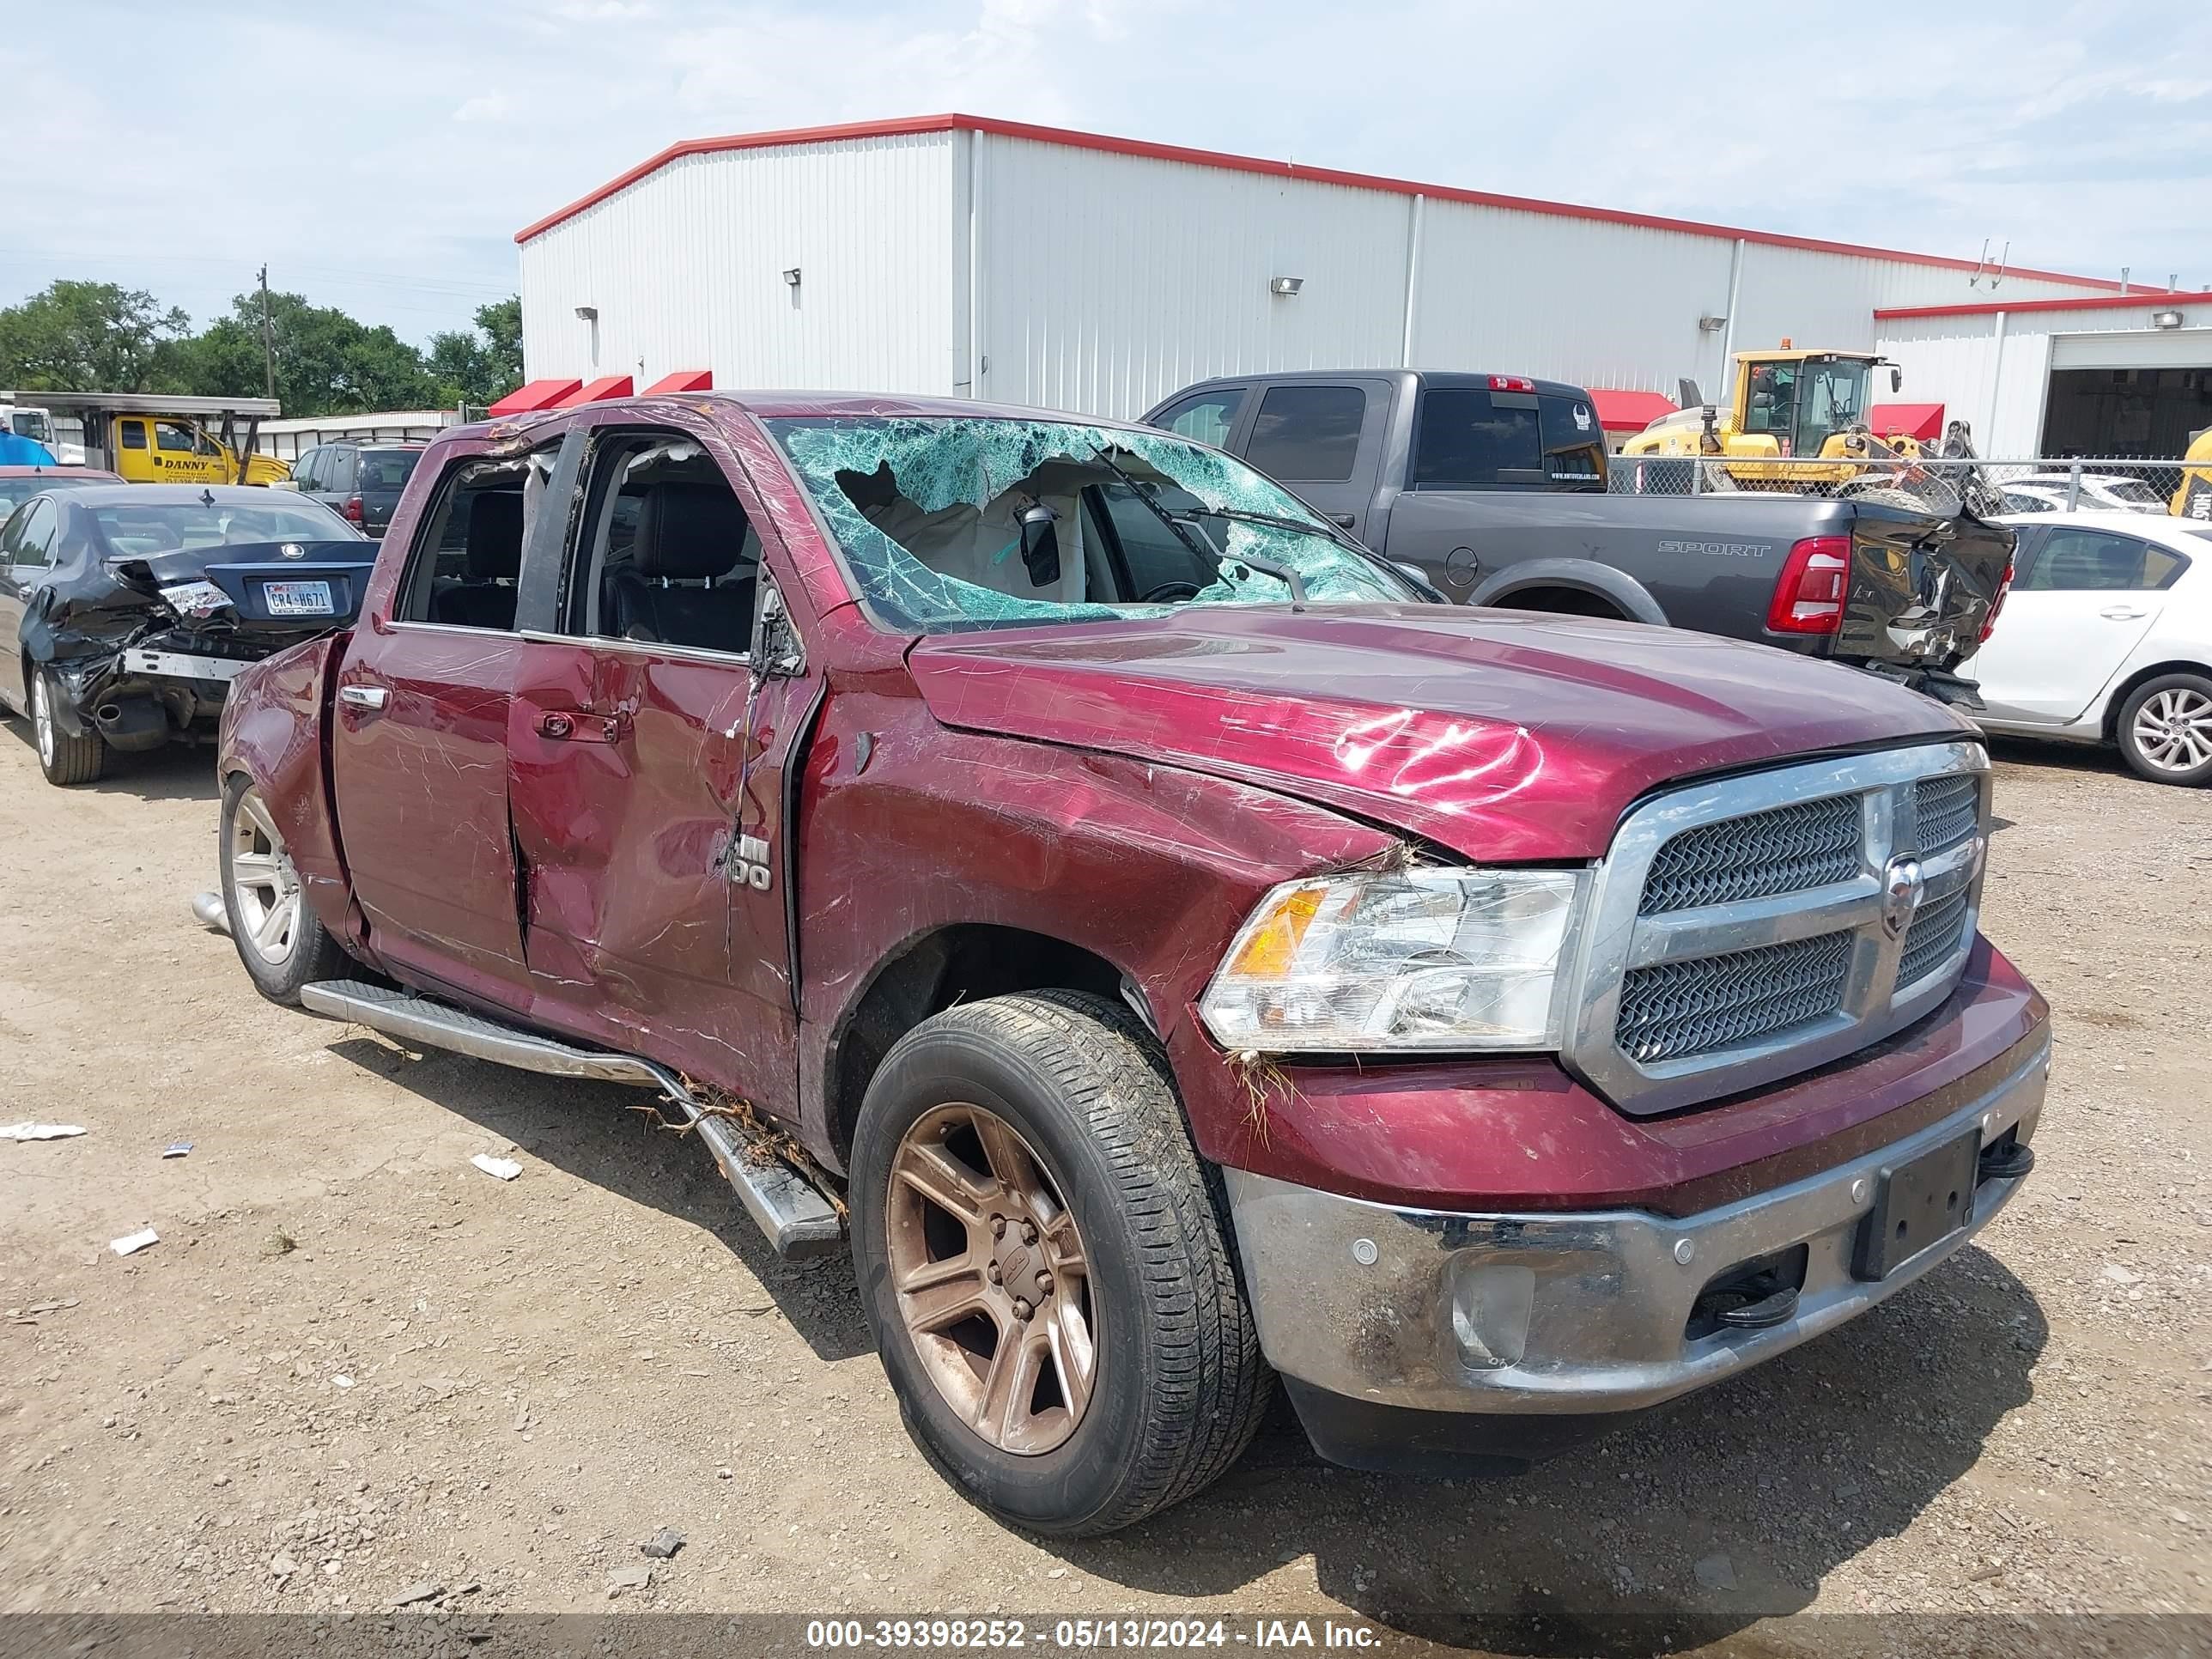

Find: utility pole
<box><xmin>257</xmin><ymin>265</ymin><xmax>276</xmax><ymax>399</ymax></box>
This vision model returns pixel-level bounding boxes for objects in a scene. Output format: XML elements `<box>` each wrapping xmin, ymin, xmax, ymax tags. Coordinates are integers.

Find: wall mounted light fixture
<box><xmin>1269</xmin><ymin>276</ymin><xmax>1303</xmax><ymax>296</ymax></box>
<box><xmin>2152</xmin><ymin>309</ymin><xmax>2185</xmax><ymax>330</ymax></box>
<box><xmin>574</xmin><ymin>305</ymin><xmax>598</xmax><ymax>321</ymax></box>
<box><xmin>782</xmin><ymin>268</ymin><xmax>803</xmax><ymax>287</ymax></box>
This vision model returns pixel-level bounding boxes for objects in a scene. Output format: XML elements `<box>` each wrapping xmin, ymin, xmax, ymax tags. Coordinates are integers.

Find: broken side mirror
<box><xmin>1018</xmin><ymin>501</ymin><xmax>1061</xmax><ymax>588</ymax></box>
<box><xmin>753</xmin><ymin>579</ymin><xmax>805</xmax><ymax>678</ymax></box>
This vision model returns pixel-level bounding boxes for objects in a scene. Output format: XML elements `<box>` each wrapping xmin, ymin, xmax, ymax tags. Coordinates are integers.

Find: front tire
<box><xmin>30</xmin><ymin>669</ymin><xmax>104</xmax><ymax>787</ymax></box>
<box><xmin>220</xmin><ymin>774</ymin><xmax>347</xmax><ymax>1002</ymax></box>
<box><xmin>849</xmin><ymin>991</ymin><xmax>1270</xmax><ymax>1536</ymax></box>
<box><xmin>2117</xmin><ymin>672</ymin><xmax>2212</xmax><ymax>787</ymax></box>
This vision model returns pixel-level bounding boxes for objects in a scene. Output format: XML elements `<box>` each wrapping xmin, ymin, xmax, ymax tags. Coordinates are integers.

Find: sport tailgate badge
<box><xmin>1881</xmin><ymin>855</ymin><xmax>1924</xmax><ymax>939</ymax></box>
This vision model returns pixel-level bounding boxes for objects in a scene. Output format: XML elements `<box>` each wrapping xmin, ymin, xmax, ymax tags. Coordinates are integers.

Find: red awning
<box><xmin>641</xmin><ymin>368</ymin><xmax>714</xmax><ymax>395</ymax></box>
<box><xmin>1869</xmin><ymin>402</ymin><xmax>1945</xmax><ymax>441</ymax></box>
<box><xmin>1588</xmin><ymin>388</ymin><xmax>1678</xmax><ymax>432</ymax></box>
<box><xmin>555</xmin><ymin>374</ymin><xmax>635</xmax><ymax>407</ymax></box>
<box><xmin>486</xmin><ymin>378</ymin><xmax>580</xmax><ymax>417</ymax></box>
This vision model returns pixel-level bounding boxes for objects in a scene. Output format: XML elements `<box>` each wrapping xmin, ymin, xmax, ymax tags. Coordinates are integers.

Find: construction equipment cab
<box><xmin>1621</xmin><ymin>346</ymin><xmax>1912</xmax><ymax>489</ymax></box>
<box><xmin>18</xmin><ymin>393</ymin><xmax>289</xmax><ymax>487</ymax></box>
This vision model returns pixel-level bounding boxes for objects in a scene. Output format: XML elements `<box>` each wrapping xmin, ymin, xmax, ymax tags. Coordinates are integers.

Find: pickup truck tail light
<box><xmin>1765</xmin><ymin>536</ymin><xmax>1850</xmax><ymax>635</ymax></box>
<box><xmin>343</xmin><ymin>494</ymin><xmax>363</xmax><ymax>525</ymax></box>
<box><xmin>1488</xmin><ymin>375</ymin><xmax>1536</xmax><ymax>392</ymax></box>
<box><xmin>1980</xmin><ymin>553</ymin><xmax>2014</xmax><ymax>643</ymax></box>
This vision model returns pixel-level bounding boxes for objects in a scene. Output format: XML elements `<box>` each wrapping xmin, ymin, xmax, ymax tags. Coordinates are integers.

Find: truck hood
<box><xmin>908</xmin><ymin>606</ymin><xmax>1971</xmax><ymax>861</ymax></box>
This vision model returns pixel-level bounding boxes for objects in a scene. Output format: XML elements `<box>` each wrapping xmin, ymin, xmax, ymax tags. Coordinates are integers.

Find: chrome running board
<box><xmin>300</xmin><ymin>979</ymin><xmax>843</xmax><ymax>1259</ymax></box>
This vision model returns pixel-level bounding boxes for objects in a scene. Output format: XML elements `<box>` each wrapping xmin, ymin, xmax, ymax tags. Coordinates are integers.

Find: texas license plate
<box><xmin>264</xmin><ymin>580</ymin><xmax>334</xmax><ymax>617</ymax></box>
<box><xmin>1851</xmin><ymin>1128</ymin><xmax>1979</xmax><ymax>1280</ymax></box>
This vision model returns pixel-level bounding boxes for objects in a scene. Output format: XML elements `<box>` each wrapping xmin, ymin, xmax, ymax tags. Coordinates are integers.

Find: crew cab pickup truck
<box><xmin>1144</xmin><ymin>370</ymin><xmax>2015</xmax><ymax>702</ymax></box>
<box><xmin>216</xmin><ymin>392</ymin><xmax>2048</xmax><ymax>1536</ymax></box>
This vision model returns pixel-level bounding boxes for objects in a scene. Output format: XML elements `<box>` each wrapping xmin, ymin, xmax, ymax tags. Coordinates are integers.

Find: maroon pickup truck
<box><xmin>215</xmin><ymin>392</ymin><xmax>2049</xmax><ymax>1536</ymax></box>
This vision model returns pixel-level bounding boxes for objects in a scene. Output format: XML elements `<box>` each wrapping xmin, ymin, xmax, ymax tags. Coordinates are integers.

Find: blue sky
<box><xmin>9</xmin><ymin>0</ymin><xmax>2208</xmax><ymax>344</ymax></box>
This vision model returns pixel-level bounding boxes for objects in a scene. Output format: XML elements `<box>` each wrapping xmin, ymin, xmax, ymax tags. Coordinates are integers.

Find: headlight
<box><xmin>1198</xmin><ymin>867</ymin><xmax>1589</xmax><ymax>1054</ymax></box>
<box><xmin>160</xmin><ymin>580</ymin><xmax>229</xmax><ymax>618</ymax></box>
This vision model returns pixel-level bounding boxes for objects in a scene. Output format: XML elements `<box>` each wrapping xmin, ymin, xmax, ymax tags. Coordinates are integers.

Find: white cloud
<box><xmin>453</xmin><ymin>91</ymin><xmax>516</xmax><ymax>124</ymax></box>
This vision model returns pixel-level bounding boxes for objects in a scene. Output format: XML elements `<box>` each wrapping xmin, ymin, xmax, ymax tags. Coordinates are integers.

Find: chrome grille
<box><xmin>1567</xmin><ymin>741</ymin><xmax>1991</xmax><ymax>1115</ymax></box>
<box><xmin>1638</xmin><ymin>795</ymin><xmax>1863</xmax><ymax>916</ymax></box>
<box><xmin>1898</xmin><ymin>884</ymin><xmax>1972</xmax><ymax>988</ymax></box>
<box><xmin>1912</xmin><ymin>775</ymin><xmax>1979</xmax><ymax>855</ymax></box>
<box><xmin>1615</xmin><ymin>931</ymin><xmax>1854</xmax><ymax>1064</ymax></box>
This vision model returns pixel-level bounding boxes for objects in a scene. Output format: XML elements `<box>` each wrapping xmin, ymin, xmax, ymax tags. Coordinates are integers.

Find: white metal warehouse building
<box><xmin>512</xmin><ymin>113</ymin><xmax>2203</xmax><ymax>450</ymax></box>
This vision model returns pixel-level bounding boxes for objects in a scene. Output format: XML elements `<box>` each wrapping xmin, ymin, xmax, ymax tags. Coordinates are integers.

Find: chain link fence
<box><xmin>1607</xmin><ymin>453</ymin><xmax>2212</xmax><ymax>522</ymax></box>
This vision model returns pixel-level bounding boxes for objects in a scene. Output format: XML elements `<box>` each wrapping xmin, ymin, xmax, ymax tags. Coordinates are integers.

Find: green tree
<box><xmin>425</xmin><ymin>297</ymin><xmax>523</xmax><ymax>409</ymax></box>
<box><xmin>169</xmin><ymin>289</ymin><xmax>440</xmax><ymax>417</ymax></box>
<box><xmin>0</xmin><ymin>280</ymin><xmax>192</xmax><ymax>391</ymax></box>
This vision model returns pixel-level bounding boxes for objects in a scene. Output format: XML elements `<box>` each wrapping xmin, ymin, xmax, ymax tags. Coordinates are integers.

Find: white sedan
<box><xmin>1963</xmin><ymin>511</ymin><xmax>2212</xmax><ymax>786</ymax></box>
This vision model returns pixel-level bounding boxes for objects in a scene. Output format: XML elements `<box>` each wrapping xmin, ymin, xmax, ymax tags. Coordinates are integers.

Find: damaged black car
<box><xmin>0</xmin><ymin>484</ymin><xmax>375</xmax><ymax>785</ymax></box>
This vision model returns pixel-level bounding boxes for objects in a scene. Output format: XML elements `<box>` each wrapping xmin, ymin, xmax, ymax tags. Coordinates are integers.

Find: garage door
<box><xmin>2049</xmin><ymin>329</ymin><xmax>2212</xmax><ymax>371</ymax></box>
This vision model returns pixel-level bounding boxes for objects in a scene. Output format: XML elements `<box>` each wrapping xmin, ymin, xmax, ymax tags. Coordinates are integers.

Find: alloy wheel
<box><xmin>885</xmin><ymin>1102</ymin><xmax>1098</xmax><ymax>1455</ymax></box>
<box><xmin>2131</xmin><ymin>686</ymin><xmax>2212</xmax><ymax>775</ymax></box>
<box><xmin>32</xmin><ymin>674</ymin><xmax>54</xmax><ymax>769</ymax></box>
<box><xmin>230</xmin><ymin>787</ymin><xmax>304</xmax><ymax>966</ymax></box>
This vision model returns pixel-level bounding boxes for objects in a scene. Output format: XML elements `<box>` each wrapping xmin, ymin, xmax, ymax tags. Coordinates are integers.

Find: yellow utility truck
<box><xmin>1620</xmin><ymin>345</ymin><xmax>1923</xmax><ymax>490</ymax></box>
<box><xmin>3</xmin><ymin>392</ymin><xmax>289</xmax><ymax>485</ymax></box>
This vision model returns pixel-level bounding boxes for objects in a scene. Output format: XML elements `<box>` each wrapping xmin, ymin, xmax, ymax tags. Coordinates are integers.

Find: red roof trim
<box><xmin>1869</xmin><ymin>402</ymin><xmax>1945</xmax><ymax>441</ymax></box>
<box><xmin>512</xmin><ymin>114</ymin><xmax>2120</xmax><ymax>292</ymax></box>
<box><xmin>487</xmin><ymin>377</ymin><xmax>581</xmax><ymax>416</ymax></box>
<box><xmin>1875</xmin><ymin>289</ymin><xmax>2212</xmax><ymax>321</ymax></box>
<box><xmin>556</xmin><ymin>374</ymin><xmax>635</xmax><ymax>407</ymax></box>
<box><xmin>1588</xmin><ymin>388</ymin><xmax>1678</xmax><ymax>429</ymax></box>
<box><xmin>641</xmin><ymin>369</ymin><xmax>714</xmax><ymax>395</ymax></box>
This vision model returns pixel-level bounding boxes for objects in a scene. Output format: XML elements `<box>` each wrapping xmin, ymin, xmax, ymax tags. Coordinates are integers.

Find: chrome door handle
<box><xmin>2098</xmin><ymin>606</ymin><xmax>2147</xmax><ymax>621</ymax></box>
<box><xmin>338</xmin><ymin>684</ymin><xmax>389</xmax><ymax>710</ymax></box>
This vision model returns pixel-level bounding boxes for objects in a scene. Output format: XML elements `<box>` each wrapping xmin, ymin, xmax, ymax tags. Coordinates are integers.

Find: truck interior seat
<box><xmin>605</xmin><ymin>482</ymin><xmax>756</xmax><ymax>652</ymax></box>
<box><xmin>430</xmin><ymin>489</ymin><xmax>524</xmax><ymax>629</ymax></box>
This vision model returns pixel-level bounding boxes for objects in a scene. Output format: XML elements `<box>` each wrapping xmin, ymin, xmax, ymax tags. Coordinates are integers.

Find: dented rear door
<box><xmin>326</xmin><ymin>436</ymin><xmax>566</xmax><ymax>1008</ymax></box>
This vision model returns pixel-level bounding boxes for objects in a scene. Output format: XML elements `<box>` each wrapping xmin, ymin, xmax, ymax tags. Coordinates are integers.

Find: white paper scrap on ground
<box><xmin>110</xmin><ymin>1229</ymin><xmax>160</xmax><ymax>1256</ymax></box>
<box><xmin>2</xmin><ymin>1123</ymin><xmax>87</xmax><ymax>1141</ymax></box>
<box><xmin>471</xmin><ymin>1154</ymin><xmax>522</xmax><ymax>1181</ymax></box>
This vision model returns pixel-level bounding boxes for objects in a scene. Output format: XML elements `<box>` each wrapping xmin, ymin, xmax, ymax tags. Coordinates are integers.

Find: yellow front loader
<box><xmin>2175</xmin><ymin>427</ymin><xmax>2212</xmax><ymax>520</ymax></box>
<box><xmin>1620</xmin><ymin>345</ymin><xmax>1929</xmax><ymax>491</ymax></box>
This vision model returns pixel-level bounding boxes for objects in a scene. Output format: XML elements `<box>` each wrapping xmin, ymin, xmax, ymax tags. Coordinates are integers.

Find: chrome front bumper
<box><xmin>1224</xmin><ymin>1035</ymin><xmax>2047</xmax><ymax>1417</ymax></box>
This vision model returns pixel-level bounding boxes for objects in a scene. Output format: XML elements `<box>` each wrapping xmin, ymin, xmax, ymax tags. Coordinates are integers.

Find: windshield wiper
<box><xmin>1085</xmin><ymin>446</ymin><xmax>1308</xmax><ymax>607</ymax></box>
<box><xmin>1164</xmin><ymin>504</ymin><xmax>1333</xmax><ymax>539</ymax></box>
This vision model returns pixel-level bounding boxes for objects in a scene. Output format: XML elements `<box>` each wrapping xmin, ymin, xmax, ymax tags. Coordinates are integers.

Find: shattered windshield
<box><xmin>91</xmin><ymin>497</ymin><xmax>358</xmax><ymax>556</ymax></box>
<box><xmin>765</xmin><ymin>416</ymin><xmax>1417</xmax><ymax>633</ymax></box>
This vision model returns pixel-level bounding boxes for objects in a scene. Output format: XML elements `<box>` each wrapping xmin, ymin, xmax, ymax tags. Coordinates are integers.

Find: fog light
<box><xmin>1447</xmin><ymin>1261</ymin><xmax>1534</xmax><ymax>1370</ymax></box>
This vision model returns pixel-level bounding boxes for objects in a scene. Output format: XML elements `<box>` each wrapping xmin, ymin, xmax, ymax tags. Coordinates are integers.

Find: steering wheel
<box><xmin>1139</xmin><ymin>580</ymin><xmax>1203</xmax><ymax>604</ymax></box>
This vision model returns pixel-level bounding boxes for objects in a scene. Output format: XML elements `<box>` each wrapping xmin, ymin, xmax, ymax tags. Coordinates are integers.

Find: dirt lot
<box><xmin>1</xmin><ymin>725</ymin><xmax>2208</xmax><ymax>1655</ymax></box>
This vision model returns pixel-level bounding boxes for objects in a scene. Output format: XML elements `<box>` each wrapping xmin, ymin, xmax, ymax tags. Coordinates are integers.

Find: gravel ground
<box><xmin>0</xmin><ymin>727</ymin><xmax>2207</xmax><ymax>1656</ymax></box>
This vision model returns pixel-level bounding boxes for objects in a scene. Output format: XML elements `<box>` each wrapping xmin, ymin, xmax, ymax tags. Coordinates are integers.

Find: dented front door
<box><xmin>502</xmin><ymin>421</ymin><xmax>813</xmax><ymax>1115</ymax></box>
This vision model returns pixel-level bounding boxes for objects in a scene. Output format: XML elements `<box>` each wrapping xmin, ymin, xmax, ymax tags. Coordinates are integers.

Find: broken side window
<box><xmin>763</xmin><ymin>416</ymin><xmax>1416</xmax><ymax>634</ymax></box>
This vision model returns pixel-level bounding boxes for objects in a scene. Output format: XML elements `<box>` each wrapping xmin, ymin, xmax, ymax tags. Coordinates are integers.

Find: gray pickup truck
<box><xmin>1142</xmin><ymin>369</ymin><xmax>2014</xmax><ymax>702</ymax></box>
